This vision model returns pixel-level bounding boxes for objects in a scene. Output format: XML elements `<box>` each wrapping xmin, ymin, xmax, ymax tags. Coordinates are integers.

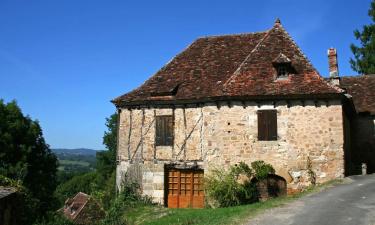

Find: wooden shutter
<box><xmin>155</xmin><ymin>116</ymin><xmax>174</xmax><ymax>146</ymax></box>
<box><xmin>257</xmin><ymin>110</ymin><xmax>277</xmax><ymax>141</ymax></box>
<box><xmin>258</xmin><ymin>111</ymin><xmax>267</xmax><ymax>140</ymax></box>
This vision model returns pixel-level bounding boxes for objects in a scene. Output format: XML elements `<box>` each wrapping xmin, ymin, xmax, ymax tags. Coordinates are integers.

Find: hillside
<box><xmin>52</xmin><ymin>148</ymin><xmax>102</xmax><ymax>175</ymax></box>
<box><xmin>52</xmin><ymin>148</ymin><xmax>100</xmax><ymax>156</ymax></box>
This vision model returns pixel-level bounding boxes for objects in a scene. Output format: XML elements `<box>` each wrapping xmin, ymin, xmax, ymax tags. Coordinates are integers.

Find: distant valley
<box><xmin>52</xmin><ymin>148</ymin><xmax>103</xmax><ymax>173</ymax></box>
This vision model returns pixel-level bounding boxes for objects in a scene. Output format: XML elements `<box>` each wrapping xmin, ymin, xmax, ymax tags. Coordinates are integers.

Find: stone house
<box><xmin>340</xmin><ymin>75</ymin><xmax>375</xmax><ymax>173</ymax></box>
<box><xmin>112</xmin><ymin>19</ymin><xmax>355</xmax><ymax>208</ymax></box>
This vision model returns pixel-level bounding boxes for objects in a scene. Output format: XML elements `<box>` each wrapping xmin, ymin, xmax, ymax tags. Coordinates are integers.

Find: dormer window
<box><xmin>273</xmin><ymin>53</ymin><xmax>293</xmax><ymax>79</ymax></box>
<box><xmin>277</xmin><ymin>64</ymin><xmax>288</xmax><ymax>77</ymax></box>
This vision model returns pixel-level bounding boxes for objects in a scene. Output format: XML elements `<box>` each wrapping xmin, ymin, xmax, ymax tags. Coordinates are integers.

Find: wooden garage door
<box><xmin>167</xmin><ymin>169</ymin><xmax>204</xmax><ymax>208</ymax></box>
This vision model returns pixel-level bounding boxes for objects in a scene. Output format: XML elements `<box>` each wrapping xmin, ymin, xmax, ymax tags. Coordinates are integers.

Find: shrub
<box><xmin>32</xmin><ymin>212</ymin><xmax>74</xmax><ymax>225</ymax></box>
<box><xmin>98</xmin><ymin>173</ymin><xmax>152</xmax><ymax>225</ymax></box>
<box><xmin>205</xmin><ymin>161</ymin><xmax>276</xmax><ymax>207</ymax></box>
<box><xmin>205</xmin><ymin>162</ymin><xmax>257</xmax><ymax>207</ymax></box>
<box><xmin>251</xmin><ymin>160</ymin><xmax>275</xmax><ymax>180</ymax></box>
<box><xmin>54</xmin><ymin>172</ymin><xmax>97</xmax><ymax>205</ymax></box>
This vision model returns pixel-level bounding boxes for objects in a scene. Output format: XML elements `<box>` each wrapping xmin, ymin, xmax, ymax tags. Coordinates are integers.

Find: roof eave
<box><xmin>114</xmin><ymin>93</ymin><xmax>343</xmax><ymax>108</ymax></box>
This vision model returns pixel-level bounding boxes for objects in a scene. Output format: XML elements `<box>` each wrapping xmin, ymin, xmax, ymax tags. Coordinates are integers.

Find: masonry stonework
<box><xmin>116</xmin><ymin>100</ymin><xmax>345</xmax><ymax>204</ymax></box>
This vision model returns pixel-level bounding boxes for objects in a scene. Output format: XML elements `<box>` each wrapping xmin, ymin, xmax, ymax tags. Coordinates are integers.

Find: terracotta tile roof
<box><xmin>62</xmin><ymin>192</ymin><xmax>89</xmax><ymax>221</ymax></box>
<box><xmin>340</xmin><ymin>75</ymin><xmax>375</xmax><ymax>115</ymax></box>
<box><xmin>113</xmin><ymin>20</ymin><xmax>342</xmax><ymax>106</ymax></box>
<box><xmin>60</xmin><ymin>192</ymin><xmax>105</xmax><ymax>225</ymax></box>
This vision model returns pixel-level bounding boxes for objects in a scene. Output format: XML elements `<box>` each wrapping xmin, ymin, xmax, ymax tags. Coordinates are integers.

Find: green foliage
<box><xmin>98</xmin><ymin>175</ymin><xmax>152</xmax><ymax>225</ymax></box>
<box><xmin>91</xmin><ymin>170</ymin><xmax>117</xmax><ymax>210</ymax></box>
<box><xmin>205</xmin><ymin>161</ymin><xmax>275</xmax><ymax>207</ymax></box>
<box><xmin>54</xmin><ymin>172</ymin><xmax>97</xmax><ymax>205</ymax></box>
<box><xmin>97</xmin><ymin>113</ymin><xmax>118</xmax><ymax>179</ymax></box>
<box><xmin>0</xmin><ymin>175</ymin><xmax>40</xmax><ymax>225</ymax></box>
<box><xmin>205</xmin><ymin>162</ymin><xmax>257</xmax><ymax>207</ymax></box>
<box><xmin>0</xmin><ymin>99</ymin><xmax>58</xmax><ymax>214</ymax></box>
<box><xmin>251</xmin><ymin>161</ymin><xmax>275</xmax><ymax>180</ymax></box>
<box><xmin>32</xmin><ymin>212</ymin><xmax>75</xmax><ymax>225</ymax></box>
<box><xmin>350</xmin><ymin>0</ymin><xmax>375</xmax><ymax>74</ymax></box>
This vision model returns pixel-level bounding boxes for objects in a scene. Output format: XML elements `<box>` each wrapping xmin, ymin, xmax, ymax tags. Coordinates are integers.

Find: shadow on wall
<box><xmin>251</xmin><ymin>174</ymin><xmax>287</xmax><ymax>201</ymax></box>
<box><xmin>351</xmin><ymin>114</ymin><xmax>375</xmax><ymax>174</ymax></box>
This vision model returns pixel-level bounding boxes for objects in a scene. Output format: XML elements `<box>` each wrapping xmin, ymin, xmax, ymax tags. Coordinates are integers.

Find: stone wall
<box><xmin>116</xmin><ymin>100</ymin><xmax>345</xmax><ymax>204</ymax></box>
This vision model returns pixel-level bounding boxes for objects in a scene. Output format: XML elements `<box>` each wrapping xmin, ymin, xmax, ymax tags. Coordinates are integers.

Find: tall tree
<box><xmin>0</xmin><ymin>100</ymin><xmax>58</xmax><ymax>212</ymax></box>
<box><xmin>350</xmin><ymin>0</ymin><xmax>375</xmax><ymax>74</ymax></box>
<box><xmin>96</xmin><ymin>112</ymin><xmax>118</xmax><ymax>178</ymax></box>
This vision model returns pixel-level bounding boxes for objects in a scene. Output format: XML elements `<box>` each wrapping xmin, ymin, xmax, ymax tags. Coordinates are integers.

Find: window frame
<box><xmin>155</xmin><ymin>115</ymin><xmax>174</xmax><ymax>146</ymax></box>
<box><xmin>257</xmin><ymin>110</ymin><xmax>278</xmax><ymax>141</ymax></box>
<box><xmin>277</xmin><ymin>65</ymin><xmax>288</xmax><ymax>77</ymax></box>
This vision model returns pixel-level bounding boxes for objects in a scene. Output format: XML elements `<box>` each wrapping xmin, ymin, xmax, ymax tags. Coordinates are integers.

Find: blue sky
<box><xmin>0</xmin><ymin>0</ymin><xmax>372</xmax><ymax>150</ymax></box>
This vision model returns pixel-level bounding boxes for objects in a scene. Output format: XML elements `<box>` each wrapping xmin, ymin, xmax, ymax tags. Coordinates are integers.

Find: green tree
<box><xmin>0</xmin><ymin>100</ymin><xmax>58</xmax><ymax>213</ymax></box>
<box><xmin>96</xmin><ymin>113</ymin><xmax>118</xmax><ymax>179</ymax></box>
<box><xmin>92</xmin><ymin>112</ymin><xmax>118</xmax><ymax>209</ymax></box>
<box><xmin>350</xmin><ymin>0</ymin><xmax>375</xmax><ymax>74</ymax></box>
<box><xmin>54</xmin><ymin>172</ymin><xmax>97</xmax><ymax>205</ymax></box>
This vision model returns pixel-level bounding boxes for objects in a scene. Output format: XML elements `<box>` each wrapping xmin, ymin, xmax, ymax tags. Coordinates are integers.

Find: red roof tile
<box><xmin>113</xmin><ymin>20</ymin><xmax>342</xmax><ymax>106</ymax></box>
<box><xmin>340</xmin><ymin>75</ymin><xmax>375</xmax><ymax>115</ymax></box>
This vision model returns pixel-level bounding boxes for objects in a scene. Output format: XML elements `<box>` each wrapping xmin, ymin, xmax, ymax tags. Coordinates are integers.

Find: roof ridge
<box><xmin>223</xmin><ymin>29</ymin><xmax>272</xmax><ymax>87</ymax></box>
<box><xmin>275</xmin><ymin>23</ymin><xmax>318</xmax><ymax>73</ymax></box>
<box><xmin>274</xmin><ymin>24</ymin><xmax>344</xmax><ymax>94</ymax></box>
<box><xmin>197</xmin><ymin>30</ymin><xmax>268</xmax><ymax>39</ymax></box>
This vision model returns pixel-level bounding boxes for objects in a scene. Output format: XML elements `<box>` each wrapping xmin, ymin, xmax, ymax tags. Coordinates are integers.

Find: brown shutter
<box><xmin>267</xmin><ymin>110</ymin><xmax>277</xmax><ymax>140</ymax></box>
<box><xmin>166</xmin><ymin>116</ymin><xmax>174</xmax><ymax>146</ymax></box>
<box><xmin>155</xmin><ymin>116</ymin><xmax>174</xmax><ymax>146</ymax></box>
<box><xmin>155</xmin><ymin>116</ymin><xmax>162</xmax><ymax>146</ymax></box>
<box><xmin>258</xmin><ymin>111</ymin><xmax>267</xmax><ymax>140</ymax></box>
<box><xmin>257</xmin><ymin>110</ymin><xmax>277</xmax><ymax>141</ymax></box>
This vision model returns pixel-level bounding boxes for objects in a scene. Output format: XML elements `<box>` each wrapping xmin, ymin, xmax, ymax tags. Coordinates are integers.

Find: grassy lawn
<box><xmin>124</xmin><ymin>179</ymin><xmax>343</xmax><ymax>225</ymax></box>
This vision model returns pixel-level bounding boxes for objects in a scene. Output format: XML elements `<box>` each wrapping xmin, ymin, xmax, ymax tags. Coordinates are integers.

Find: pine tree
<box><xmin>350</xmin><ymin>0</ymin><xmax>375</xmax><ymax>74</ymax></box>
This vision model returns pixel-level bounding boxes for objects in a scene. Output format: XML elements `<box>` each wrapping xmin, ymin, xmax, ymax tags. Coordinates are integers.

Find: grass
<box><xmin>124</xmin><ymin>179</ymin><xmax>344</xmax><ymax>225</ymax></box>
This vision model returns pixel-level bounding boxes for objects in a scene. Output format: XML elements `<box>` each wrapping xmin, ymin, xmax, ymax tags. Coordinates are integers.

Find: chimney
<box><xmin>328</xmin><ymin>48</ymin><xmax>339</xmax><ymax>78</ymax></box>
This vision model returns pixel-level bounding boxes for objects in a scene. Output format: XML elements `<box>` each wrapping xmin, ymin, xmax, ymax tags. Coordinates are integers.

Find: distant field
<box><xmin>59</xmin><ymin>159</ymin><xmax>90</xmax><ymax>166</ymax></box>
<box><xmin>58</xmin><ymin>160</ymin><xmax>93</xmax><ymax>171</ymax></box>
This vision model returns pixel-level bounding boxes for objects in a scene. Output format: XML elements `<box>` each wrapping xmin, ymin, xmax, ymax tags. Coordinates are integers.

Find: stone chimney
<box><xmin>328</xmin><ymin>48</ymin><xmax>339</xmax><ymax>78</ymax></box>
<box><xmin>328</xmin><ymin>48</ymin><xmax>340</xmax><ymax>85</ymax></box>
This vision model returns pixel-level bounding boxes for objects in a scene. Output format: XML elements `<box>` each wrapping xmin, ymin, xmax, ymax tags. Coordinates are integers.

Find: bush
<box><xmin>205</xmin><ymin>162</ymin><xmax>257</xmax><ymax>207</ymax></box>
<box><xmin>32</xmin><ymin>212</ymin><xmax>74</xmax><ymax>225</ymax></box>
<box><xmin>0</xmin><ymin>175</ymin><xmax>40</xmax><ymax>225</ymax></box>
<box><xmin>205</xmin><ymin>161</ymin><xmax>275</xmax><ymax>207</ymax></box>
<box><xmin>54</xmin><ymin>172</ymin><xmax>97</xmax><ymax>205</ymax></box>
<box><xmin>251</xmin><ymin>160</ymin><xmax>275</xmax><ymax>180</ymax></box>
<box><xmin>98</xmin><ymin>173</ymin><xmax>152</xmax><ymax>225</ymax></box>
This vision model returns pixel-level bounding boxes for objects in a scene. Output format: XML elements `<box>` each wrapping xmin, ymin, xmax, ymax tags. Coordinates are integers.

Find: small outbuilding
<box><xmin>60</xmin><ymin>192</ymin><xmax>105</xmax><ymax>225</ymax></box>
<box><xmin>0</xmin><ymin>187</ymin><xmax>17</xmax><ymax>225</ymax></box>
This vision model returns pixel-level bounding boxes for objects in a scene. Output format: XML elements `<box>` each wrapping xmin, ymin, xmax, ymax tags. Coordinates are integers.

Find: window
<box><xmin>277</xmin><ymin>65</ymin><xmax>288</xmax><ymax>77</ymax></box>
<box><xmin>155</xmin><ymin>115</ymin><xmax>174</xmax><ymax>146</ymax></box>
<box><xmin>257</xmin><ymin>110</ymin><xmax>277</xmax><ymax>141</ymax></box>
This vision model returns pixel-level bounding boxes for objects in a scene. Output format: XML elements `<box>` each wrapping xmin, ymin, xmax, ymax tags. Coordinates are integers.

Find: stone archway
<box><xmin>252</xmin><ymin>174</ymin><xmax>287</xmax><ymax>201</ymax></box>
